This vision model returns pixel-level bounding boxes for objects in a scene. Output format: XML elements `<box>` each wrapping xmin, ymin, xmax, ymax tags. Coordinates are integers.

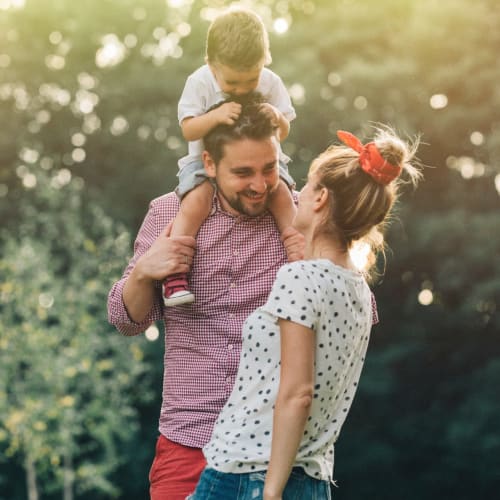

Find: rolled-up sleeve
<box><xmin>107</xmin><ymin>199</ymin><xmax>166</xmax><ymax>336</ymax></box>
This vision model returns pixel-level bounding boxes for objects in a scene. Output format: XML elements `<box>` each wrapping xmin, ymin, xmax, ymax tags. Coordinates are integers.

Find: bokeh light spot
<box><xmin>273</xmin><ymin>18</ymin><xmax>289</xmax><ymax>34</ymax></box>
<box><xmin>22</xmin><ymin>173</ymin><xmax>37</xmax><ymax>189</ymax></box>
<box><xmin>418</xmin><ymin>289</ymin><xmax>433</xmax><ymax>306</ymax></box>
<box><xmin>71</xmin><ymin>132</ymin><xmax>86</xmax><ymax>147</ymax></box>
<box><xmin>430</xmin><ymin>94</ymin><xmax>448</xmax><ymax>109</ymax></box>
<box><xmin>72</xmin><ymin>148</ymin><xmax>86</xmax><ymax>163</ymax></box>
<box><xmin>96</xmin><ymin>34</ymin><xmax>126</xmax><ymax>68</ymax></box>
<box><xmin>39</xmin><ymin>293</ymin><xmax>54</xmax><ymax>309</ymax></box>
<box><xmin>470</xmin><ymin>131</ymin><xmax>484</xmax><ymax>146</ymax></box>
<box><xmin>328</xmin><ymin>72</ymin><xmax>342</xmax><ymax>86</ymax></box>
<box><xmin>49</xmin><ymin>31</ymin><xmax>63</xmax><ymax>45</ymax></box>
<box><xmin>354</xmin><ymin>95</ymin><xmax>368</xmax><ymax>110</ymax></box>
<box><xmin>110</xmin><ymin>116</ymin><xmax>129</xmax><ymax>136</ymax></box>
<box><xmin>145</xmin><ymin>325</ymin><xmax>159</xmax><ymax>341</ymax></box>
<box><xmin>350</xmin><ymin>241</ymin><xmax>371</xmax><ymax>271</ymax></box>
<box><xmin>289</xmin><ymin>83</ymin><xmax>305</xmax><ymax>105</ymax></box>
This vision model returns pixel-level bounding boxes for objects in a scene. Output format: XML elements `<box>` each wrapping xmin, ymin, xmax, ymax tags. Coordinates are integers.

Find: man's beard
<box><xmin>218</xmin><ymin>187</ymin><xmax>271</xmax><ymax>217</ymax></box>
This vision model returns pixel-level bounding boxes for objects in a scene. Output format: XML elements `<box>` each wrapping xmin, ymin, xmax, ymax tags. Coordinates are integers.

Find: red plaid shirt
<box><xmin>107</xmin><ymin>192</ymin><xmax>288</xmax><ymax>448</ymax></box>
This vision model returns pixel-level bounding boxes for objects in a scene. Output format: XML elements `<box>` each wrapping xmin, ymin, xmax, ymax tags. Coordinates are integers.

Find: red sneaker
<box><xmin>162</xmin><ymin>273</ymin><xmax>195</xmax><ymax>307</ymax></box>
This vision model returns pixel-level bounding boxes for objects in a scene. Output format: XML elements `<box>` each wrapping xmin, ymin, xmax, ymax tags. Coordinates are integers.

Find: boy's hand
<box><xmin>212</xmin><ymin>101</ymin><xmax>242</xmax><ymax>125</ymax></box>
<box><xmin>259</xmin><ymin>102</ymin><xmax>280</xmax><ymax>126</ymax></box>
<box><xmin>259</xmin><ymin>103</ymin><xmax>289</xmax><ymax>140</ymax></box>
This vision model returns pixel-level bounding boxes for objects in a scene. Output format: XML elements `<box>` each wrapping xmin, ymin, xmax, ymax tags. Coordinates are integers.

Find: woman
<box><xmin>189</xmin><ymin>127</ymin><xmax>421</xmax><ymax>500</ymax></box>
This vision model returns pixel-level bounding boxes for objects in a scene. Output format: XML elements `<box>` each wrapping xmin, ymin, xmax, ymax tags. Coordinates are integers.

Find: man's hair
<box><xmin>203</xmin><ymin>93</ymin><xmax>279</xmax><ymax>165</ymax></box>
<box><xmin>206</xmin><ymin>8</ymin><xmax>272</xmax><ymax>70</ymax></box>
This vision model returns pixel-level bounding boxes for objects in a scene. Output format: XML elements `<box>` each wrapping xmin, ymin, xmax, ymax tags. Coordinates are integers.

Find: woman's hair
<box><xmin>206</xmin><ymin>8</ymin><xmax>272</xmax><ymax>70</ymax></box>
<box><xmin>310</xmin><ymin>127</ymin><xmax>421</xmax><ymax>275</ymax></box>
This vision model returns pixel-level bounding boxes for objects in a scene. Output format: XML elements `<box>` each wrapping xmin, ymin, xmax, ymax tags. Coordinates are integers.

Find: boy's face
<box><xmin>210</xmin><ymin>62</ymin><xmax>262</xmax><ymax>96</ymax></box>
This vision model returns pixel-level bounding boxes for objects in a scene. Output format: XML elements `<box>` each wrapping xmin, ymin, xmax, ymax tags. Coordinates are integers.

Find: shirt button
<box><xmin>233</xmin><ymin>250</ymin><xmax>239</xmax><ymax>256</ymax></box>
<box><xmin>227</xmin><ymin>344</ymin><xmax>233</xmax><ymax>351</ymax></box>
<box><xmin>229</xmin><ymin>313</ymin><xmax>235</xmax><ymax>319</ymax></box>
<box><xmin>229</xmin><ymin>282</ymin><xmax>236</xmax><ymax>288</ymax></box>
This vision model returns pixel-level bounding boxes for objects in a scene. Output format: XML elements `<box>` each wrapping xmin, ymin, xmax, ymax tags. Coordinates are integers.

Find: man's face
<box><xmin>203</xmin><ymin>136</ymin><xmax>280</xmax><ymax>217</ymax></box>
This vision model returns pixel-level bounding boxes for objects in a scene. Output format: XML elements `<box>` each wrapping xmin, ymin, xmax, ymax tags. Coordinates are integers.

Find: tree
<box><xmin>0</xmin><ymin>173</ymin><xmax>156</xmax><ymax>499</ymax></box>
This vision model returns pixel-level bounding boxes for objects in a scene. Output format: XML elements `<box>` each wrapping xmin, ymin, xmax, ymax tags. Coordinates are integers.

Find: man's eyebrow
<box><xmin>263</xmin><ymin>162</ymin><xmax>278</xmax><ymax>169</ymax></box>
<box><xmin>230</xmin><ymin>166</ymin><xmax>253</xmax><ymax>173</ymax></box>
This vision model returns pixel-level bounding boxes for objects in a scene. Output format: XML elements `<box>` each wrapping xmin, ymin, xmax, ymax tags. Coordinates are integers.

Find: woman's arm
<box><xmin>263</xmin><ymin>319</ymin><xmax>315</xmax><ymax>500</ymax></box>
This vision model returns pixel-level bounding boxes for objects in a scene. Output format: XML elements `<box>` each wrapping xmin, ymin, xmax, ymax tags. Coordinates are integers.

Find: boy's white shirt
<box><xmin>177</xmin><ymin>64</ymin><xmax>296</xmax><ymax>170</ymax></box>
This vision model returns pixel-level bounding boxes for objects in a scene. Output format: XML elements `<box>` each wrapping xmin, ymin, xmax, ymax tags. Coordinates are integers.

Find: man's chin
<box><xmin>240</xmin><ymin>197</ymin><xmax>269</xmax><ymax>216</ymax></box>
<box><xmin>231</xmin><ymin>200</ymin><xmax>268</xmax><ymax>217</ymax></box>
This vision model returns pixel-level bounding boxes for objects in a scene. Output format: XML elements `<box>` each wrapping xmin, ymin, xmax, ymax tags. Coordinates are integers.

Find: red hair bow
<box><xmin>337</xmin><ymin>130</ymin><xmax>402</xmax><ymax>185</ymax></box>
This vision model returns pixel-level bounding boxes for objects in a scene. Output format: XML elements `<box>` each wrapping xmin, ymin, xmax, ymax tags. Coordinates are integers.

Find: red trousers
<box><xmin>149</xmin><ymin>435</ymin><xmax>206</xmax><ymax>500</ymax></box>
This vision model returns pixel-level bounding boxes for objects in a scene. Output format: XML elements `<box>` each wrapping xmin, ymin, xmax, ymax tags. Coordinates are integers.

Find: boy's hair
<box><xmin>203</xmin><ymin>93</ymin><xmax>278</xmax><ymax>165</ymax></box>
<box><xmin>206</xmin><ymin>8</ymin><xmax>272</xmax><ymax>71</ymax></box>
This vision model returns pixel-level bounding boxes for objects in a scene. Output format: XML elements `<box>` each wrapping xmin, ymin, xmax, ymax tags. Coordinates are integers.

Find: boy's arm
<box><xmin>276</xmin><ymin>110</ymin><xmax>290</xmax><ymax>141</ymax></box>
<box><xmin>181</xmin><ymin>101</ymin><xmax>243</xmax><ymax>141</ymax></box>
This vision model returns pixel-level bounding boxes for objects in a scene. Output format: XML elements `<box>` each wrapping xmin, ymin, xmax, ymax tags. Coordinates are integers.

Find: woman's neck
<box><xmin>305</xmin><ymin>235</ymin><xmax>356</xmax><ymax>271</ymax></box>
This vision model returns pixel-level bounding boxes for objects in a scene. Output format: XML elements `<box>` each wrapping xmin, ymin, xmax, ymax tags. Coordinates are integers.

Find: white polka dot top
<box><xmin>203</xmin><ymin>259</ymin><xmax>373</xmax><ymax>482</ymax></box>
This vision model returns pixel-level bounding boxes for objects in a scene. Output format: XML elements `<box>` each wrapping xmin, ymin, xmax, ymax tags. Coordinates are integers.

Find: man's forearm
<box><xmin>122</xmin><ymin>265</ymin><xmax>156</xmax><ymax>324</ymax></box>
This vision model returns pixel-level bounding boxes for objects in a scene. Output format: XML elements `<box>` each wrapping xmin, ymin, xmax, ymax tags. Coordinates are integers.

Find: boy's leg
<box><xmin>269</xmin><ymin>161</ymin><xmax>304</xmax><ymax>262</ymax></box>
<box><xmin>163</xmin><ymin>180</ymin><xmax>214</xmax><ymax>306</ymax></box>
<box><xmin>268</xmin><ymin>179</ymin><xmax>296</xmax><ymax>233</ymax></box>
<box><xmin>149</xmin><ymin>435</ymin><xmax>206</xmax><ymax>500</ymax></box>
<box><xmin>170</xmin><ymin>180</ymin><xmax>214</xmax><ymax>238</ymax></box>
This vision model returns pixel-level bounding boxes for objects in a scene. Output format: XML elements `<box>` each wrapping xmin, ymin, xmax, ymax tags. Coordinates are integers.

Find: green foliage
<box><xmin>0</xmin><ymin>174</ymin><xmax>156</xmax><ymax>498</ymax></box>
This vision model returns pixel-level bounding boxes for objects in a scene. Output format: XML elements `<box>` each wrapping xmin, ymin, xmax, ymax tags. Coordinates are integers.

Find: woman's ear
<box><xmin>314</xmin><ymin>186</ymin><xmax>330</xmax><ymax>211</ymax></box>
<box><xmin>203</xmin><ymin>151</ymin><xmax>216</xmax><ymax>178</ymax></box>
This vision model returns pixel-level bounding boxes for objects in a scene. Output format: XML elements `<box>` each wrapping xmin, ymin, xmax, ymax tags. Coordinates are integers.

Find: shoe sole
<box><xmin>163</xmin><ymin>293</ymin><xmax>195</xmax><ymax>307</ymax></box>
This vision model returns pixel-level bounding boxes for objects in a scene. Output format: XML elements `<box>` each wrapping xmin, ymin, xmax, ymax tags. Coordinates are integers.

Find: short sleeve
<box><xmin>178</xmin><ymin>74</ymin><xmax>208</xmax><ymax>124</ymax></box>
<box><xmin>260</xmin><ymin>264</ymin><xmax>316</xmax><ymax>329</ymax></box>
<box><xmin>262</xmin><ymin>70</ymin><xmax>296</xmax><ymax>122</ymax></box>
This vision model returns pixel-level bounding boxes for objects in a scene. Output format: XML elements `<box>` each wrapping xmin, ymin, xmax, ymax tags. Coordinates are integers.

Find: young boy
<box><xmin>163</xmin><ymin>7</ymin><xmax>297</xmax><ymax>306</ymax></box>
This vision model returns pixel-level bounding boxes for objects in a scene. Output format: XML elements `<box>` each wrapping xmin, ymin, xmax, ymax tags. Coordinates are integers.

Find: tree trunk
<box><xmin>63</xmin><ymin>452</ymin><xmax>74</xmax><ymax>500</ymax></box>
<box><xmin>25</xmin><ymin>455</ymin><xmax>39</xmax><ymax>500</ymax></box>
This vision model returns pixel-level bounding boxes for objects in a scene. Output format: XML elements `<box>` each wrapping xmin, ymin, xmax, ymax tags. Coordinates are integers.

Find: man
<box><xmin>107</xmin><ymin>99</ymin><xmax>303</xmax><ymax>500</ymax></box>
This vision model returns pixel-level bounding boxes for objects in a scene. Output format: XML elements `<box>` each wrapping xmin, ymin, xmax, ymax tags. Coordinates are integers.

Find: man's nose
<box><xmin>250</xmin><ymin>174</ymin><xmax>267</xmax><ymax>192</ymax></box>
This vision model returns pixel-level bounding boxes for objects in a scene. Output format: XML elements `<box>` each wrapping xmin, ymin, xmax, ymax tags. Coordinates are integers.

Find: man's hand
<box><xmin>134</xmin><ymin>223</ymin><xmax>196</xmax><ymax>283</ymax></box>
<box><xmin>211</xmin><ymin>101</ymin><xmax>242</xmax><ymax>126</ymax></box>
<box><xmin>281</xmin><ymin>226</ymin><xmax>305</xmax><ymax>262</ymax></box>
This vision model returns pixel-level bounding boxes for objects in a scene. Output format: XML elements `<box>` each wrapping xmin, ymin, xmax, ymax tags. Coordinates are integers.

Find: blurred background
<box><xmin>1</xmin><ymin>0</ymin><xmax>499</xmax><ymax>498</ymax></box>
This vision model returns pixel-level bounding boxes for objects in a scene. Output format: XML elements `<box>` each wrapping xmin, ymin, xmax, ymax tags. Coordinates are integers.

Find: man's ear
<box><xmin>203</xmin><ymin>151</ymin><xmax>216</xmax><ymax>178</ymax></box>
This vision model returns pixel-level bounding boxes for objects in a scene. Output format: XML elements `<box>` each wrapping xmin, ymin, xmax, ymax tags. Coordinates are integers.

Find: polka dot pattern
<box><xmin>203</xmin><ymin>259</ymin><xmax>372</xmax><ymax>482</ymax></box>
